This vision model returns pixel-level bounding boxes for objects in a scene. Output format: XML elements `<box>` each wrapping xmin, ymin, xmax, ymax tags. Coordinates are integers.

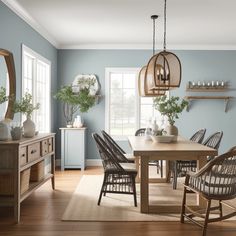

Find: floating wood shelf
<box><xmin>185</xmin><ymin>96</ymin><xmax>234</xmax><ymax>112</ymax></box>
<box><xmin>186</xmin><ymin>88</ymin><xmax>228</xmax><ymax>92</ymax></box>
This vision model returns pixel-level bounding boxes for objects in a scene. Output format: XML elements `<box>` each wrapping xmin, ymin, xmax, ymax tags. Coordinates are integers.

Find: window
<box><xmin>22</xmin><ymin>45</ymin><xmax>51</xmax><ymax>133</ymax></box>
<box><xmin>105</xmin><ymin>68</ymin><xmax>167</xmax><ymax>138</ymax></box>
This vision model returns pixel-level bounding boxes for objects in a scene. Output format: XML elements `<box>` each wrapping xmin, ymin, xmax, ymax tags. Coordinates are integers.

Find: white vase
<box><xmin>151</xmin><ymin>119</ymin><xmax>158</xmax><ymax>134</ymax></box>
<box><xmin>0</xmin><ymin>119</ymin><xmax>10</xmax><ymax>141</ymax></box>
<box><xmin>23</xmin><ymin>116</ymin><xmax>35</xmax><ymax>138</ymax></box>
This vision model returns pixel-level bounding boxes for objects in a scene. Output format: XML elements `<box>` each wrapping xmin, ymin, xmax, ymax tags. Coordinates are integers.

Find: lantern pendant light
<box><xmin>138</xmin><ymin>15</ymin><xmax>166</xmax><ymax>97</ymax></box>
<box><xmin>146</xmin><ymin>0</ymin><xmax>182</xmax><ymax>91</ymax></box>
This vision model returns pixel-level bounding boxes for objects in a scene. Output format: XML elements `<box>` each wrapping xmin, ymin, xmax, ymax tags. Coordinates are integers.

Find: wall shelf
<box><xmin>186</xmin><ymin>88</ymin><xmax>228</xmax><ymax>92</ymax></box>
<box><xmin>185</xmin><ymin>96</ymin><xmax>234</xmax><ymax>112</ymax></box>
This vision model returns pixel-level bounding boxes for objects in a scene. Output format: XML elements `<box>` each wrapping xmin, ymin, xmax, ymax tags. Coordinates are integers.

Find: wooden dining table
<box><xmin>128</xmin><ymin>136</ymin><xmax>218</xmax><ymax>214</ymax></box>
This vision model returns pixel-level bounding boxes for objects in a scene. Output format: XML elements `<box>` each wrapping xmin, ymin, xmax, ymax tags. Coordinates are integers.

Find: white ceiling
<box><xmin>2</xmin><ymin>0</ymin><xmax>236</xmax><ymax>49</ymax></box>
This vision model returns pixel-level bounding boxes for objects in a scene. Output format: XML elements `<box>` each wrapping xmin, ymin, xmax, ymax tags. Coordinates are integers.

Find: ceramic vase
<box><xmin>165</xmin><ymin>125</ymin><xmax>178</xmax><ymax>141</ymax></box>
<box><xmin>0</xmin><ymin>119</ymin><xmax>10</xmax><ymax>141</ymax></box>
<box><xmin>23</xmin><ymin>116</ymin><xmax>35</xmax><ymax>138</ymax></box>
<box><xmin>11</xmin><ymin>127</ymin><xmax>23</xmax><ymax>140</ymax></box>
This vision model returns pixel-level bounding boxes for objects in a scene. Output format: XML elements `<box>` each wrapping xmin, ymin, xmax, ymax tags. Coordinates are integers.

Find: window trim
<box><xmin>21</xmin><ymin>44</ymin><xmax>52</xmax><ymax>132</ymax></box>
<box><xmin>105</xmin><ymin>67</ymin><xmax>140</xmax><ymax>140</ymax></box>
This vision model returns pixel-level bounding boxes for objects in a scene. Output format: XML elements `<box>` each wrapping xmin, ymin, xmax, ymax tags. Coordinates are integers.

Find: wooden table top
<box><xmin>128</xmin><ymin>136</ymin><xmax>218</xmax><ymax>157</ymax></box>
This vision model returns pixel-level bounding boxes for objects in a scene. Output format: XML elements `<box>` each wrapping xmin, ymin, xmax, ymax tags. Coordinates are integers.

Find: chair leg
<box><xmin>98</xmin><ymin>174</ymin><xmax>107</xmax><ymax>205</ymax></box>
<box><xmin>132</xmin><ymin>175</ymin><xmax>137</xmax><ymax>207</ymax></box>
<box><xmin>160</xmin><ymin>160</ymin><xmax>163</xmax><ymax>178</ymax></box>
<box><xmin>219</xmin><ymin>200</ymin><xmax>223</xmax><ymax>218</ymax></box>
<box><xmin>180</xmin><ymin>186</ymin><xmax>187</xmax><ymax>223</ymax></box>
<box><xmin>202</xmin><ymin>199</ymin><xmax>211</xmax><ymax>236</ymax></box>
<box><xmin>173</xmin><ymin>161</ymin><xmax>178</xmax><ymax>189</ymax></box>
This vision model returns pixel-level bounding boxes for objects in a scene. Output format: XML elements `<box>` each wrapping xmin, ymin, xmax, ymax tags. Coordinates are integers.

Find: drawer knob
<box><xmin>21</xmin><ymin>154</ymin><xmax>25</xmax><ymax>157</ymax></box>
<box><xmin>31</xmin><ymin>149</ymin><xmax>37</xmax><ymax>154</ymax></box>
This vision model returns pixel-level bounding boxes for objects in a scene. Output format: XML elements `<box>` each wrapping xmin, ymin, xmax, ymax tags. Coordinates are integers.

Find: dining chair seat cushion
<box><xmin>189</xmin><ymin>175</ymin><xmax>233</xmax><ymax>197</ymax></box>
<box><xmin>124</xmin><ymin>153</ymin><xmax>136</xmax><ymax>162</ymax></box>
<box><xmin>120</xmin><ymin>163</ymin><xmax>137</xmax><ymax>173</ymax></box>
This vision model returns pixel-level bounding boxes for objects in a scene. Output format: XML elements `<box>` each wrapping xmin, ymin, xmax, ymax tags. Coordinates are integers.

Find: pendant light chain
<box><xmin>151</xmin><ymin>15</ymin><xmax>158</xmax><ymax>56</ymax></box>
<box><xmin>163</xmin><ymin>0</ymin><xmax>167</xmax><ymax>51</ymax></box>
<box><xmin>153</xmin><ymin>16</ymin><xmax>156</xmax><ymax>55</ymax></box>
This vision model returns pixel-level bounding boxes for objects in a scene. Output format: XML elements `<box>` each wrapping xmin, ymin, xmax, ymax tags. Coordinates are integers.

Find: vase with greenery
<box><xmin>54</xmin><ymin>85</ymin><xmax>96</xmax><ymax>127</ymax></box>
<box><xmin>14</xmin><ymin>92</ymin><xmax>40</xmax><ymax>138</ymax></box>
<box><xmin>153</xmin><ymin>95</ymin><xmax>188</xmax><ymax>139</ymax></box>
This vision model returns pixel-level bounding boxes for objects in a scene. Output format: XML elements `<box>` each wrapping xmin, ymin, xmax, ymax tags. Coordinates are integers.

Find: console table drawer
<box><xmin>48</xmin><ymin>138</ymin><xmax>53</xmax><ymax>153</ymax></box>
<box><xmin>19</xmin><ymin>147</ymin><xmax>27</xmax><ymax>166</ymax></box>
<box><xmin>28</xmin><ymin>143</ymin><xmax>40</xmax><ymax>162</ymax></box>
<box><xmin>41</xmin><ymin>139</ymin><xmax>49</xmax><ymax>156</ymax></box>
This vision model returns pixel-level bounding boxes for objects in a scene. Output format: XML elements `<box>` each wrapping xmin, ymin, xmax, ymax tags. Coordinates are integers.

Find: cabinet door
<box><xmin>65</xmin><ymin>130</ymin><xmax>84</xmax><ymax>167</ymax></box>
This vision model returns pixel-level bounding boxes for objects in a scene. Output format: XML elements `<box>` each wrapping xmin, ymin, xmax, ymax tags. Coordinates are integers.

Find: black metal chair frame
<box><xmin>92</xmin><ymin>133</ymin><xmax>137</xmax><ymax>207</ymax></box>
<box><xmin>181</xmin><ymin>149</ymin><xmax>236</xmax><ymax>236</ymax></box>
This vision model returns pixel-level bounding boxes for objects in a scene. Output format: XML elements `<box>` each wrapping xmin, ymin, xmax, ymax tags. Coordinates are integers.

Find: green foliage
<box><xmin>0</xmin><ymin>86</ymin><xmax>8</xmax><ymax>104</ymax></box>
<box><xmin>153</xmin><ymin>129</ymin><xmax>166</xmax><ymax>136</ymax></box>
<box><xmin>14</xmin><ymin>92</ymin><xmax>40</xmax><ymax>117</ymax></box>
<box><xmin>54</xmin><ymin>85</ymin><xmax>96</xmax><ymax>113</ymax></box>
<box><xmin>153</xmin><ymin>95</ymin><xmax>188</xmax><ymax>125</ymax></box>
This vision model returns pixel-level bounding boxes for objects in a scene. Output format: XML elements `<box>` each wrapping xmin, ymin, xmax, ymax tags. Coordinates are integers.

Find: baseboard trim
<box><xmin>55</xmin><ymin>158</ymin><xmax>102</xmax><ymax>167</ymax></box>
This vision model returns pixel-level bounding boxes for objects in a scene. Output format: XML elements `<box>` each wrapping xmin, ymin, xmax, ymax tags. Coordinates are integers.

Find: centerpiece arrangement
<box><xmin>153</xmin><ymin>95</ymin><xmax>188</xmax><ymax>141</ymax></box>
<box><xmin>14</xmin><ymin>92</ymin><xmax>40</xmax><ymax>138</ymax></box>
<box><xmin>55</xmin><ymin>75</ymin><xmax>99</xmax><ymax>127</ymax></box>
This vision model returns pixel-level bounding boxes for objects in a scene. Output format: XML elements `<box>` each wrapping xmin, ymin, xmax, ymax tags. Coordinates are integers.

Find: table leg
<box><xmin>135</xmin><ymin>156</ymin><xmax>140</xmax><ymax>183</ymax></box>
<box><xmin>140</xmin><ymin>156</ymin><xmax>149</xmax><ymax>213</ymax></box>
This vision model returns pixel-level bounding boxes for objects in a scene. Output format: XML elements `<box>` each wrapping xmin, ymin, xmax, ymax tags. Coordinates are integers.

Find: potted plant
<box><xmin>14</xmin><ymin>92</ymin><xmax>40</xmax><ymax>138</ymax></box>
<box><xmin>54</xmin><ymin>83</ymin><xmax>96</xmax><ymax>127</ymax></box>
<box><xmin>153</xmin><ymin>95</ymin><xmax>188</xmax><ymax>139</ymax></box>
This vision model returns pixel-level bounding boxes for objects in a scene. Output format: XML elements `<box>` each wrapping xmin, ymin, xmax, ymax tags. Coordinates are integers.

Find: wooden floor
<box><xmin>0</xmin><ymin>167</ymin><xmax>236</xmax><ymax>236</ymax></box>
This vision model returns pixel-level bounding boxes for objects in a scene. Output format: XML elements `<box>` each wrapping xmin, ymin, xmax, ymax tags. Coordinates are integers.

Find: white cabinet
<box><xmin>60</xmin><ymin>128</ymin><xmax>86</xmax><ymax>170</ymax></box>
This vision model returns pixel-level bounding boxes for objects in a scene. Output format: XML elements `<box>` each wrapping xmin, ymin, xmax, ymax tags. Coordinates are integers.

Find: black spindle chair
<box><xmin>92</xmin><ymin>133</ymin><xmax>137</xmax><ymax>207</ymax></box>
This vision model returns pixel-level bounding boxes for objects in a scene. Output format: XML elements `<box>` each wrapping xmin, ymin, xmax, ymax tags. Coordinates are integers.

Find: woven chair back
<box><xmin>92</xmin><ymin>133</ymin><xmax>124</xmax><ymax>172</ymax></box>
<box><xmin>203</xmin><ymin>131</ymin><xmax>223</xmax><ymax>150</ymax></box>
<box><xmin>101</xmin><ymin>130</ymin><xmax>125</xmax><ymax>154</ymax></box>
<box><xmin>190</xmin><ymin>128</ymin><xmax>206</xmax><ymax>143</ymax></box>
<box><xmin>135</xmin><ymin>128</ymin><xmax>146</xmax><ymax>136</ymax></box>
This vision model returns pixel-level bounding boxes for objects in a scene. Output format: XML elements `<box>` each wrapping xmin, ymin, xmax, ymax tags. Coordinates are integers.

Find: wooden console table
<box><xmin>0</xmin><ymin>133</ymin><xmax>55</xmax><ymax>223</ymax></box>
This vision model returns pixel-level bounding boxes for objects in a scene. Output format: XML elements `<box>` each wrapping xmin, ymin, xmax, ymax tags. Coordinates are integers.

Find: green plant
<box><xmin>153</xmin><ymin>95</ymin><xmax>188</xmax><ymax>125</ymax></box>
<box><xmin>0</xmin><ymin>86</ymin><xmax>8</xmax><ymax>104</ymax></box>
<box><xmin>14</xmin><ymin>92</ymin><xmax>40</xmax><ymax>117</ymax></box>
<box><xmin>153</xmin><ymin>129</ymin><xmax>166</xmax><ymax>136</ymax></box>
<box><xmin>54</xmin><ymin>85</ymin><xmax>96</xmax><ymax>113</ymax></box>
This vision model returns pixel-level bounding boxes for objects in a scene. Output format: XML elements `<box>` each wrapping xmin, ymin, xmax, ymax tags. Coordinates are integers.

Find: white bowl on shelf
<box><xmin>151</xmin><ymin>135</ymin><xmax>175</xmax><ymax>143</ymax></box>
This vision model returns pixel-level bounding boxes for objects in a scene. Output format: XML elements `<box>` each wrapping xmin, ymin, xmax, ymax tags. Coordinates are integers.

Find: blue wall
<box><xmin>0</xmin><ymin>1</ymin><xmax>58</xmax><ymax>131</ymax></box>
<box><xmin>58</xmin><ymin>49</ymin><xmax>236</xmax><ymax>159</ymax></box>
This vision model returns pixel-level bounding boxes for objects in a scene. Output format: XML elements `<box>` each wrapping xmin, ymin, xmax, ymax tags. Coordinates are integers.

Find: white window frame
<box><xmin>105</xmin><ymin>67</ymin><xmax>140</xmax><ymax>140</ymax></box>
<box><xmin>21</xmin><ymin>44</ymin><xmax>51</xmax><ymax>132</ymax></box>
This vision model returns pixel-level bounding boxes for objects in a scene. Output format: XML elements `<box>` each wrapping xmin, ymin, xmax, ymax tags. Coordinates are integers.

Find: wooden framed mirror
<box><xmin>0</xmin><ymin>49</ymin><xmax>16</xmax><ymax>120</ymax></box>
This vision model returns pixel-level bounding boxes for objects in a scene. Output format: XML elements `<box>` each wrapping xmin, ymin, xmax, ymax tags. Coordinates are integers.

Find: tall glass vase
<box><xmin>63</xmin><ymin>103</ymin><xmax>76</xmax><ymax>127</ymax></box>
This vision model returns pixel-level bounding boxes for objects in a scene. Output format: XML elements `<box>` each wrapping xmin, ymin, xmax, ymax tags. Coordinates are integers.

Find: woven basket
<box><xmin>30</xmin><ymin>160</ymin><xmax>45</xmax><ymax>182</ymax></box>
<box><xmin>0</xmin><ymin>168</ymin><xmax>30</xmax><ymax>196</ymax></box>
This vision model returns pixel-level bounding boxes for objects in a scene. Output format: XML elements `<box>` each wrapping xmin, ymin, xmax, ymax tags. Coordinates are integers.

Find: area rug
<box><xmin>62</xmin><ymin>175</ymin><xmax>196</xmax><ymax>221</ymax></box>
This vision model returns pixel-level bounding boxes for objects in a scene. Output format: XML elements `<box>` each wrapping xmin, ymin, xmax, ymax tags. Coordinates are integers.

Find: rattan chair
<box><xmin>181</xmin><ymin>149</ymin><xmax>236</xmax><ymax>236</ymax></box>
<box><xmin>203</xmin><ymin>131</ymin><xmax>223</xmax><ymax>161</ymax></box>
<box><xmin>101</xmin><ymin>130</ymin><xmax>134</xmax><ymax>163</ymax></box>
<box><xmin>92</xmin><ymin>133</ymin><xmax>137</xmax><ymax>207</ymax></box>
<box><xmin>135</xmin><ymin>128</ymin><xmax>163</xmax><ymax>176</ymax></box>
<box><xmin>172</xmin><ymin>129</ymin><xmax>206</xmax><ymax>189</ymax></box>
